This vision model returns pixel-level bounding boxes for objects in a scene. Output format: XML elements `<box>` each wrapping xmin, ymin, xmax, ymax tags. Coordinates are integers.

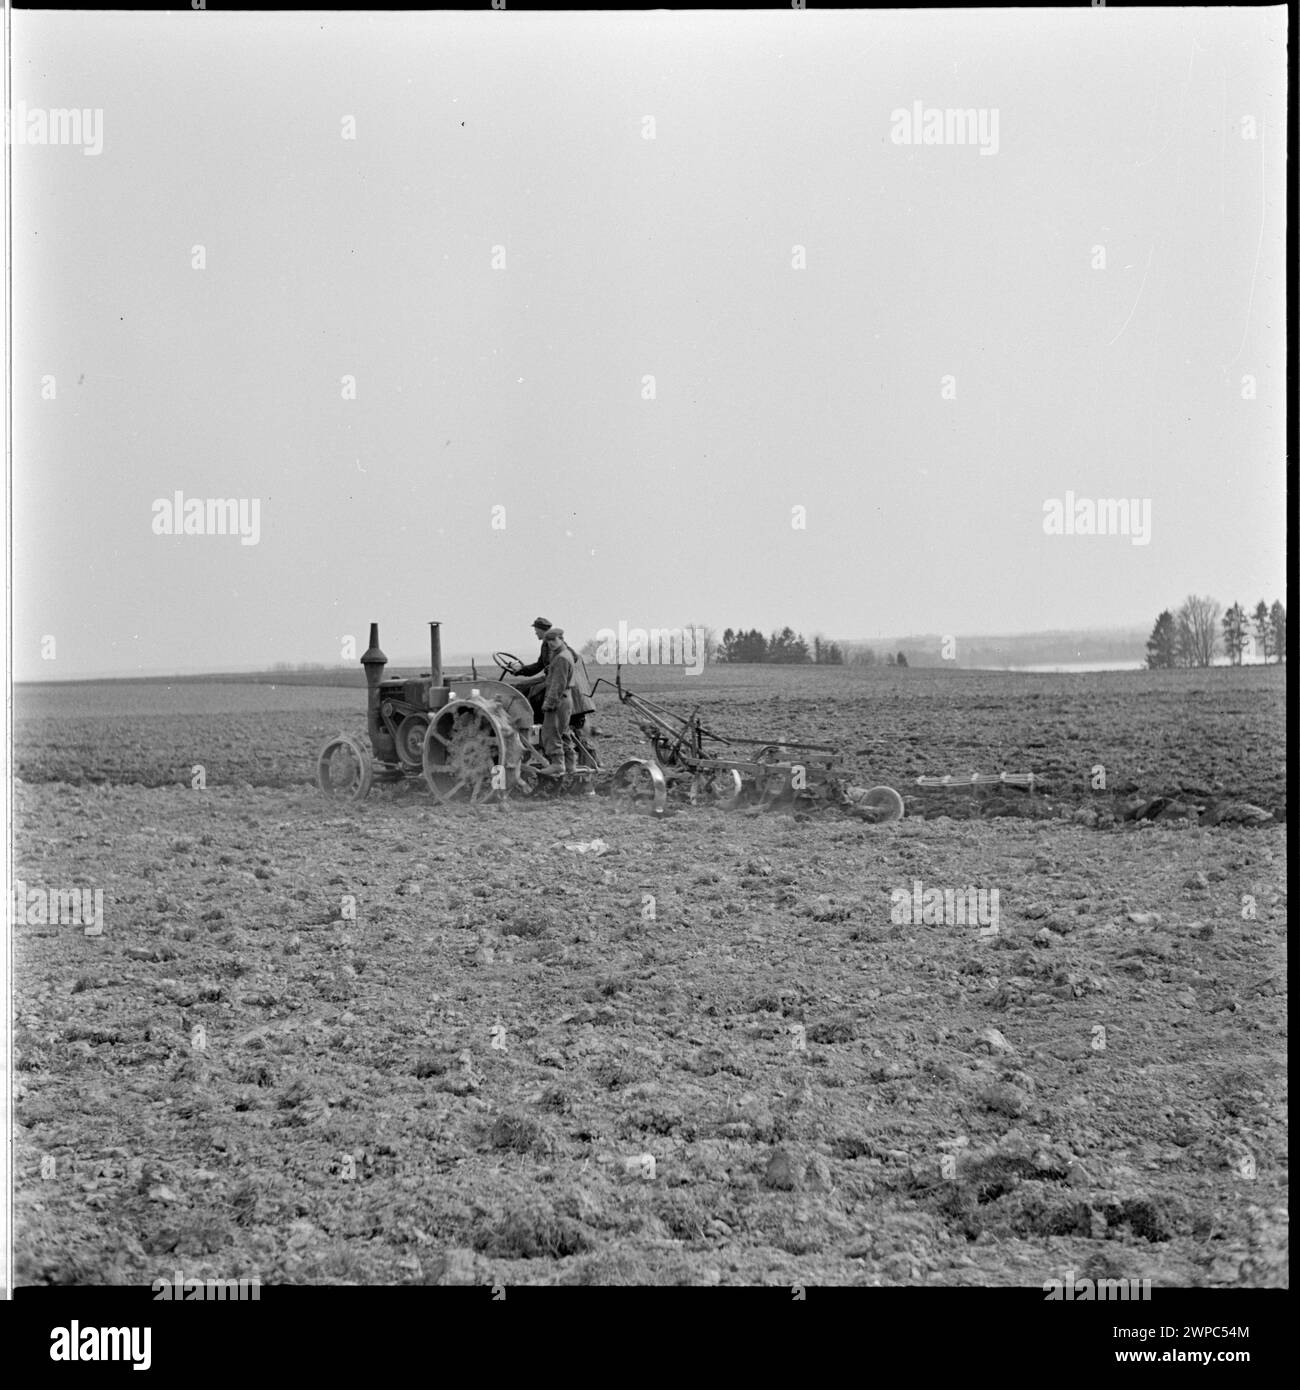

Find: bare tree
<box><xmin>1175</xmin><ymin>610</ymin><xmax>1195</xmax><ymax>667</ymax></box>
<box><xmin>1176</xmin><ymin>594</ymin><xmax>1221</xmax><ymax>668</ymax></box>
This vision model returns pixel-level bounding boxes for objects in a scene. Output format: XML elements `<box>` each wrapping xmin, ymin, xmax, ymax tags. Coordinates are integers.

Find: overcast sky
<box><xmin>10</xmin><ymin>7</ymin><xmax>1287</xmax><ymax>678</ymax></box>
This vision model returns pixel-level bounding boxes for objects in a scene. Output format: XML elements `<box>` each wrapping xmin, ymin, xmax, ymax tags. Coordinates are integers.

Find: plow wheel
<box><xmin>422</xmin><ymin>700</ymin><xmax>511</xmax><ymax>803</ymax></box>
<box><xmin>694</xmin><ymin>767</ymin><xmax>744</xmax><ymax>810</ymax></box>
<box><xmin>316</xmin><ymin>734</ymin><xmax>374</xmax><ymax>802</ymax></box>
<box><xmin>611</xmin><ymin>759</ymin><xmax>668</xmax><ymax>816</ymax></box>
<box><xmin>752</xmin><ymin>765</ymin><xmax>796</xmax><ymax>811</ymax></box>
<box><xmin>850</xmin><ymin>785</ymin><xmax>906</xmax><ymax>824</ymax></box>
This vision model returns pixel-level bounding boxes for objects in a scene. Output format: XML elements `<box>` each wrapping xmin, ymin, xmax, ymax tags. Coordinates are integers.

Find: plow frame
<box><xmin>592</xmin><ymin>668</ymin><xmax>900</xmax><ymax>817</ymax></box>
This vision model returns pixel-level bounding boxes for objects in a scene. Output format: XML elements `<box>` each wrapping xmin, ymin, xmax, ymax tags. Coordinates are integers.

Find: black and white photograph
<box><xmin>3</xmin><ymin>0</ymin><xmax>1289</xmax><ymax>1349</ymax></box>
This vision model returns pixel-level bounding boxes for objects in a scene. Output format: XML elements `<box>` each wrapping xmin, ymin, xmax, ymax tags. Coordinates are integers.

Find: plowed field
<box><xmin>11</xmin><ymin>664</ymin><xmax>1287</xmax><ymax>1286</ymax></box>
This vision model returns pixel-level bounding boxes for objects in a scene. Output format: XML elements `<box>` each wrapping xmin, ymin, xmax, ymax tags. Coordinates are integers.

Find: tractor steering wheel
<box><xmin>493</xmin><ymin>651</ymin><xmax>524</xmax><ymax>677</ymax></box>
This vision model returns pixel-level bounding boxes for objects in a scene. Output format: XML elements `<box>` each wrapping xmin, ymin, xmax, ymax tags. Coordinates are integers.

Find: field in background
<box><xmin>14</xmin><ymin>664</ymin><xmax>1287</xmax><ymax>818</ymax></box>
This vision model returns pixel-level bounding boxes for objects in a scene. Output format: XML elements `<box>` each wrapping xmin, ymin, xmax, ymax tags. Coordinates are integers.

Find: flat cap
<box><xmin>532</xmin><ymin>616</ymin><xmax>552</xmax><ymax>630</ymax></box>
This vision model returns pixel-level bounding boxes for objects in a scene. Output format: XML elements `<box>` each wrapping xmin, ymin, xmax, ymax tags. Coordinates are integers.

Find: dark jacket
<box><xmin>567</xmin><ymin>649</ymin><xmax>595</xmax><ymax>717</ymax></box>
<box><xmin>543</xmin><ymin>647</ymin><xmax>575</xmax><ymax>711</ymax></box>
<box><xmin>516</xmin><ymin>639</ymin><xmax>550</xmax><ymax>679</ymax></box>
<box><xmin>519</xmin><ymin>637</ymin><xmax>595</xmax><ymax>716</ymax></box>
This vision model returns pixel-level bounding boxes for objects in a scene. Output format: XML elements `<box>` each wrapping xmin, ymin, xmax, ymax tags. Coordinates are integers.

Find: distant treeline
<box><xmin>206</xmin><ymin>666</ymin><xmax>363</xmax><ymax>687</ymax></box>
<box><xmin>715</xmin><ymin>628</ymin><xmax>909</xmax><ymax>666</ymax></box>
<box><xmin>1146</xmin><ymin>596</ymin><xmax>1286</xmax><ymax>668</ymax></box>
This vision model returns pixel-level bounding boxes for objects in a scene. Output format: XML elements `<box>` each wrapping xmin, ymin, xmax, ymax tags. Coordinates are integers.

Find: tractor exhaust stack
<box><xmin>361</xmin><ymin>622</ymin><xmax>395</xmax><ymax>761</ymax></box>
<box><xmin>361</xmin><ymin>622</ymin><xmax>387</xmax><ymax>681</ymax></box>
<box><xmin>429</xmin><ymin>621</ymin><xmax>443</xmax><ymax>688</ymax></box>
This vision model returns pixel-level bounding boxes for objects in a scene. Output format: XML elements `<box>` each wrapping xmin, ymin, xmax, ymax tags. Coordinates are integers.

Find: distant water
<box><xmin>992</xmin><ymin>661</ymin><xmax>1146</xmax><ymax>673</ymax></box>
<box><xmin>987</xmin><ymin>659</ymin><xmax>1274</xmax><ymax>673</ymax></box>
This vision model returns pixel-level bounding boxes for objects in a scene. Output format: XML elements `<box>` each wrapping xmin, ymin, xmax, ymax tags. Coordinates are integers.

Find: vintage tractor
<box><xmin>595</xmin><ymin>669</ymin><xmax>906</xmax><ymax>821</ymax></box>
<box><xmin>315</xmin><ymin>622</ymin><xmax>598</xmax><ymax>803</ymax></box>
<box><xmin>317</xmin><ymin>621</ymin><xmax>904</xmax><ymax>821</ymax></box>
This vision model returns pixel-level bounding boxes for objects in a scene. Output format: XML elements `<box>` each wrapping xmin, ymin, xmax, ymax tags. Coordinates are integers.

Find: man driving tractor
<box><xmin>511</xmin><ymin>616</ymin><xmax>554</xmax><ymax>721</ymax></box>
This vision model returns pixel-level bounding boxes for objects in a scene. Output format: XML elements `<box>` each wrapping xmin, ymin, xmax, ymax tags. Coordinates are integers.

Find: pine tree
<box><xmin>730</xmin><ymin>628</ymin><xmax>767</xmax><ymax>663</ymax></box>
<box><xmin>1252</xmin><ymin>602</ymin><xmax>1271</xmax><ymax>663</ymax></box>
<box><xmin>1146</xmin><ymin>610</ymin><xmax>1177</xmax><ymax>668</ymax></box>
<box><xmin>768</xmin><ymin>627</ymin><xmax>810</xmax><ymax>664</ymax></box>
<box><xmin>1222</xmin><ymin>602</ymin><xmax>1248</xmax><ymax>666</ymax></box>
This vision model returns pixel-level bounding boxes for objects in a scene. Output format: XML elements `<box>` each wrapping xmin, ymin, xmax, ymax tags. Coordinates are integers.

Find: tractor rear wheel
<box><xmin>422</xmin><ymin>700</ymin><xmax>512</xmax><ymax>803</ymax></box>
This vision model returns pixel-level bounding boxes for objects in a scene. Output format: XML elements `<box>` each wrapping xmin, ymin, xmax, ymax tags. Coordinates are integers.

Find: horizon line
<box><xmin>12</xmin><ymin>621</ymin><xmax>1166</xmax><ymax>684</ymax></box>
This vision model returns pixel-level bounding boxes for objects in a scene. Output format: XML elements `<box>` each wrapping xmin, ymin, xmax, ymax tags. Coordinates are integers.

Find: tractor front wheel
<box><xmin>316</xmin><ymin>734</ymin><xmax>374</xmax><ymax>802</ymax></box>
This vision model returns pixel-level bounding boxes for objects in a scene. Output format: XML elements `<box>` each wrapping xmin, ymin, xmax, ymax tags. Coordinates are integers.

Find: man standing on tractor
<box><xmin>513</xmin><ymin>617</ymin><xmax>596</xmax><ymax>747</ymax></box>
<box><xmin>560</xmin><ymin>634</ymin><xmax>596</xmax><ymax>748</ymax></box>
<box><xmin>539</xmin><ymin>628</ymin><xmax>577</xmax><ymax>774</ymax></box>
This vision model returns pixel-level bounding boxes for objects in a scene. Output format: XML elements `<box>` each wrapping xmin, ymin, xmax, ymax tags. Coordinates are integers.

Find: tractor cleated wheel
<box><xmin>316</xmin><ymin>734</ymin><xmax>374</xmax><ymax>802</ymax></box>
<box><xmin>611</xmin><ymin>759</ymin><xmax>668</xmax><ymax>816</ymax></box>
<box><xmin>422</xmin><ymin>699</ymin><xmax>512</xmax><ymax>803</ymax></box>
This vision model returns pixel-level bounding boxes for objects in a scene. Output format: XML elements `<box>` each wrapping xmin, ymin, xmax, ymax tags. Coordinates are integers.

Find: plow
<box><xmin>596</xmin><ymin>670</ymin><xmax>904</xmax><ymax>820</ymax></box>
<box><xmin>315</xmin><ymin>620</ymin><xmax>905</xmax><ymax>822</ymax></box>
